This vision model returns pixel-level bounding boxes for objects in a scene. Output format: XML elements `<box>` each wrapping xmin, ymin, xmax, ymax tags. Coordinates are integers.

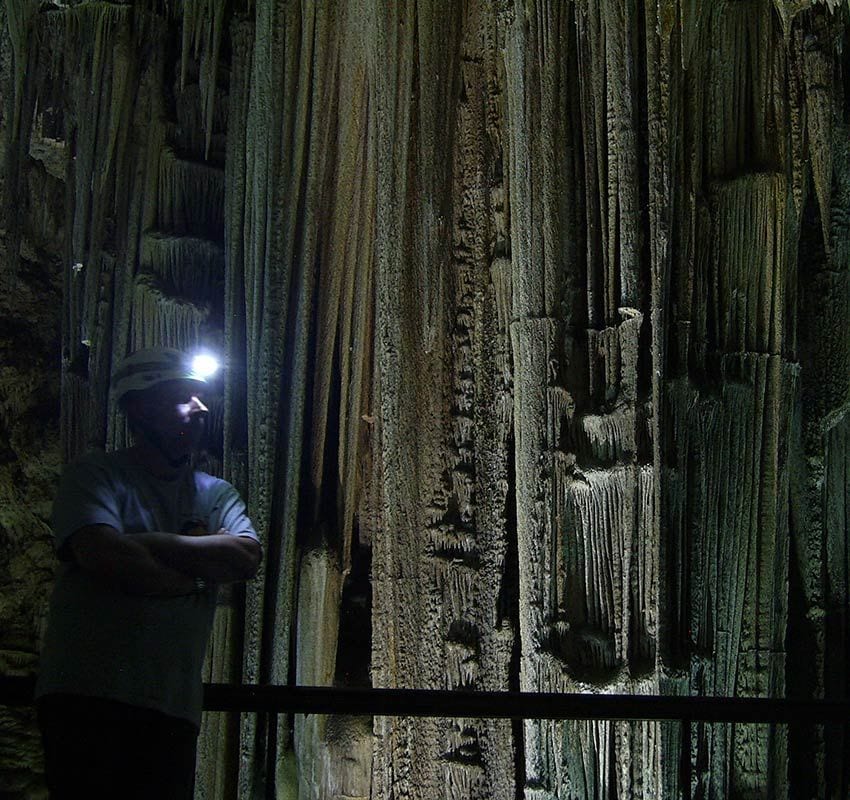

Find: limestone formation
<box><xmin>2</xmin><ymin>1</ymin><xmax>850</xmax><ymax>798</ymax></box>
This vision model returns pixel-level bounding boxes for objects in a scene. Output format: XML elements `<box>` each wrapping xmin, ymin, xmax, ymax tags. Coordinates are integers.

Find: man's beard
<box><xmin>144</xmin><ymin>418</ymin><xmax>206</xmax><ymax>467</ymax></box>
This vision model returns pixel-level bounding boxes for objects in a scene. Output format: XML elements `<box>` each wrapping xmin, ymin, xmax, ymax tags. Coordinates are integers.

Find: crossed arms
<box><xmin>68</xmin><ymin>525</ymin><xmax>262</xmax><ymax>597</ymax></box>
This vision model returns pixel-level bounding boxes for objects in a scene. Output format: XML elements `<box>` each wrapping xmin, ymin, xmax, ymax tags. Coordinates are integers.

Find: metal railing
<box><xmin>2</xmin><ymin>674</ymin><xmax>849</xmax><ymax>723</ymax></box>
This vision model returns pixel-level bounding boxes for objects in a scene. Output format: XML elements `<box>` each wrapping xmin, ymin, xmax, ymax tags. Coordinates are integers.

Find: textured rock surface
<box><xmin>0</xmin><ymin>5</ymin><xmax>60</xmax><ymax>797</ymax></box>
<box><xmin>2</xmin><ymin>1</ymin><xmax>850</xmax><ymax>799</ymax></box>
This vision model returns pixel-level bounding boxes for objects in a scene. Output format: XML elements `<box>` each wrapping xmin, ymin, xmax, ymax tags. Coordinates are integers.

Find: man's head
<box><xmin>112</xmin><ymin>348</ymin><xmax>211</xmax><ymax>465</ymax></box>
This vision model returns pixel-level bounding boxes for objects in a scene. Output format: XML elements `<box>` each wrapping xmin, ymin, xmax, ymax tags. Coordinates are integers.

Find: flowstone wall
<box><xmin>2</xmin><ymin>1</ymin><xmax>850</xmax><ymax>798</ymax></box>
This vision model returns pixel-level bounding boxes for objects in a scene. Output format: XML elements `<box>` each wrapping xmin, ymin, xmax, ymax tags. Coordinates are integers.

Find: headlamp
<box><xmin>190</xmin><ymin>352</ymin><xmax>220</xmax><ymax>380</ymax></box>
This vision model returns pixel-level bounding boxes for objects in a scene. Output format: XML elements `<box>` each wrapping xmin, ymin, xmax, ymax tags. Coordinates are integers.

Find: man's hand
<box><xmin>181</xmin><ymin>525</ymin><xmax>233</xmax><ymax>539</ymax></box>
<box><xmin>181</xmin><ymin>523</ymin><xmax>210</xmax><ymax>537</ymax></box>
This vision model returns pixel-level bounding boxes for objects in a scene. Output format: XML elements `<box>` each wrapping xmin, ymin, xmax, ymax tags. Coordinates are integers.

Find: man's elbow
<box><xmin>238</xmin><ymin>538</ymin><xmax>262</xmax><ymax>580</ymax></box>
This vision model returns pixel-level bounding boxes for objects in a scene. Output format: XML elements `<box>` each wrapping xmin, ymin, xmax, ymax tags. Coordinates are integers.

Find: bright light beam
<box><xmin>191</xmin><ymin>352</ymin><xmax>220</xmax><ymax>380</ymax></box>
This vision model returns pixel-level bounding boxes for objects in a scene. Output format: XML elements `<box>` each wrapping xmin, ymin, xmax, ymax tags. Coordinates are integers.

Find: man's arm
<box><xmin>68</xmin><ymin>524</ymin><xmax>197</xmax><ymax>596</ymax></box>
<box><xmin>132</xmin><ymin>530</ymin><xmax>262</xmax><ymax>582</ymax></box>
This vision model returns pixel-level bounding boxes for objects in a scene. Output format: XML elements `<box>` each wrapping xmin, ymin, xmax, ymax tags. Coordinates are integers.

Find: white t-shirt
<box><xmin>35</xmin><ymin>448</ymin><xmax>259</xmax><ymax>727</ymax></box>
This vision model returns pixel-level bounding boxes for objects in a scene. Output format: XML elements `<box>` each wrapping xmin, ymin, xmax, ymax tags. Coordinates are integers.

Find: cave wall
<box><xmin>2</xmin><ymin>1</ymin><xmax>850</xmax><ymax>799</ymax></box>
<box><xmin>0</xmin><ymin>2</ymin><xmax>62</xmax><ymax>796</ymax></box>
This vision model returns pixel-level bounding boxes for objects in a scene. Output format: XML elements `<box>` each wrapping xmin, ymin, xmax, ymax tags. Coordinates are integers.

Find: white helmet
<box><xmin>111</xmin><ymin>347</ymin><xmax>208</xmax><ymax>406</ymax></box>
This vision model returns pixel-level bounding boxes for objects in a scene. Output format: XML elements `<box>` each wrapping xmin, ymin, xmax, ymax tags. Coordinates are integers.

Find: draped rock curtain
<box><xmin>6</xmin><ymin>0</ymin><xmax>850</xmax><ymax>798</ymax></box>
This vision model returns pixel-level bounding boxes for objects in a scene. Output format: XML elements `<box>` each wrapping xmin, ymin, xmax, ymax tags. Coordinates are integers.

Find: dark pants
<box><xmin>37</xmin><ymin>693</ymin><xmax>198</xmax><ymax>800</ymax></box>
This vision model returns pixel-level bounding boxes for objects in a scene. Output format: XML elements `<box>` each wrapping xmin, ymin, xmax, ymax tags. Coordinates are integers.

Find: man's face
<box><xmin>135</xmin><ymin>379</ymin><xmax>209</xmax><ymax>456</ymax></box>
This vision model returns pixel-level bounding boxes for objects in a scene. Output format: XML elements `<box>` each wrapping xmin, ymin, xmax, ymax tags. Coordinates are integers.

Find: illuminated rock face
<box><xmin>2</xmin><ymin>1</ymin><xmax>850</xmax><ymax>798</ymax></box>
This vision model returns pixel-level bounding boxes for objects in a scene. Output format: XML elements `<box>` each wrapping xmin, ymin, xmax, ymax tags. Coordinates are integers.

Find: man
<box><xmin>35</xmin><ymin>347</ymin><xmax>262</xmax><ymax>798</ymax></box>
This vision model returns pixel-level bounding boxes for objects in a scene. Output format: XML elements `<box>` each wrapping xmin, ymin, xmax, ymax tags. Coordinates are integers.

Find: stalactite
<box><xmin>233</xmin><ymin>0</ymin><xmax>346</xmax><ymax>793</ymax></box>
<box><xmin>305</xmin><ymin>0</ymin><xmax>375</xmax><ymax>571</ymax></box>
<box><xmin>803</xmin><ymin>13</ymin><xmax>836</xmax><ymax>253</ymax></box>
<box><xmin>157</xmin><ymin>146</ymin><xmax>224</xmax><ymax>235</ymax></box>
<box><xmin>59</xmin><ymin>0</ymin><xmax>136</xmax><ymax>227</ymax></box>
<box><xmin>129</xmin><ymin>271</ymin><xmax>210</xmax><ymax>351</ymax></box>
<box><xmin>503</xmin><ymin>1</ymin><xmax>666</xmax><ymax>794</ymax></box>
<box><xmin>367</xmin><ymin>2</ymin><xmax>518</xmax><ymax>797</ymax></box>
<box><xmin>575</xmin><ymin>413</ymin><xmax>631</xmax><ymax>463</ymax></box>
<box><xmin>4</xmin><ymin>0</ymin><xmax>38</xmax><ymax>141</ymax></box>
<box><xmin>562</xmin><ymin>467</ymin><xmax>636</xmax><ymax>672</ymax></box>
<box><xmin>25</xmin><ymin>2</ymin><xmax>159</xmax><ymax>454</ymax></box>
<box><xmin>223</xmin><ymin>12</ymin><xmax>274</xmax><ymax>794</ymax></box>
<box><xmin>631</xmin><ymin>465</ymin><xmax>657</xmax><ymax>666</ymax></box>
<box><xmin>105</xmin><ymin>19</ymin><xmax>170</xmax><ymax>454</ymax></box>
<box><xmin>140</xmin><ymin>231</ymin><xmax>224</xmax><ymax>298</ymax></box>
<box><xmin>180</xmin><ymin>0</ymin><xmax>228</xmax><ymax>159</ymax></box>
<box><xmin>171</xmin><ymin>82</ymin><xmax>228</xmax><ymax>162</ymax></box>
<box><xmin>822</xmin><ymin>407</ymin><xmax>850</xmax><ymax>792</ymax></box>
<box><xmin>700</xmin><ymin>174</ymin><xmax>789</xmax><ymax>356</ymax></box>
<box><xmin>221</xmin><ymin>15</ymin><xmax>252</xmax><ymax>493</ymax></box>
<box><xmin>680</xmin><ymin>354</ymin><xmax>796</xmax><ymax>797</ymax></box>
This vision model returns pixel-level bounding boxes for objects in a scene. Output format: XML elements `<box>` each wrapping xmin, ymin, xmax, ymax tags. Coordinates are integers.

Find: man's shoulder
<box><xmin>65</xmin><ymin>448</ymin><xmax>129</xmax><ymax>476</ymax></box>
<box><xmin>192</xmin><ymin>469</ymin><xmax>234</xmax><ymax>496</ymax></box>
<box><xmin>59</xmin><ymin>450</ymin><xmax>145</xmax><ymax>498</ymax></box>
